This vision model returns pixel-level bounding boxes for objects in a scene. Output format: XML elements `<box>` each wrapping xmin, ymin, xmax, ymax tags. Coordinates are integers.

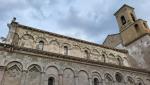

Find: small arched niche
<box><xmin>48</xmin><ymin>77</ymin><xmax>55</xmax><ymax>85</ymax></box>
<box><xmin>36</xmin><ymin>41</ymin><xmax>44</xmax><ymax>50</ymax></box>
<box><xmin>63</xmin><ymin>46</ymin><xmax>69</xmax><ymax>55</ymax></box>
<box><xmin>93</xmin><ymin>78</ymin><xmax>99</xmax><ymax>85</ymax></box>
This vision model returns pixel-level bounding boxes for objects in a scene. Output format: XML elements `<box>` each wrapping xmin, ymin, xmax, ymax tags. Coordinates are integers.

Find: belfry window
<box><xmin>93</xmin><ymin>78</ymin><xmax>99</xmax><ymax>85</ymax></box>
<box><xmin>121</xmin><ymin>16</ymin><xmax>126</xmax><ymax>25</ymax></box>
<box><xmin>37</xmin><ymin>41</ymin><xmax>44</xmax><ymax>50</ymax></box>
<box><xmin>143</xmin><ymin>22</ymin><xmax>148</xmax><ymax>28</ymax></box>
<box><xmin>64</xmin><ymin>46</ymin><xmax>68</xmax><ymax>55</ymax></box>
<box><xmin>134</xmin><ymin>24</ymin><xmax>140</xmax><ymax>33</ymax></box>
<box><xmin>48</xmin><ymin>77</ymin><xmax>54</xmax><ymax>85</ymax></box>
<box><xmin>131</xmin><ymin>13</ymin><xmax>135</xmax><ymax>22</ymax></box>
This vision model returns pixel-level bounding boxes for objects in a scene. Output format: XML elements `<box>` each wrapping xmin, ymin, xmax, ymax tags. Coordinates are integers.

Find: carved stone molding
<box><xmin>0</xmin><ymin>66</ymin><xmax>5</xmax><ymax>71</ymax></box>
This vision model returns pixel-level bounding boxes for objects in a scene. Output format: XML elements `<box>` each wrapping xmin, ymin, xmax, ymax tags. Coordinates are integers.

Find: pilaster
<box><xmin>74</xmin><ymin>75</ymin><xmax>79</xmax><ymax>85</ymax></box>
<box><xmin>20</xmin><ymin>70</ymin><xmax>27</xmax><ymax>85</ymax></box>
<box><xmin>58</xmin><ymin>73</ymin><xmax>63</xmax><ymax>85</ymax></box>
<box><xmin>0</xmin><ymin>66</ymin><xmax>5</xmax><ymax>85</ymax></box>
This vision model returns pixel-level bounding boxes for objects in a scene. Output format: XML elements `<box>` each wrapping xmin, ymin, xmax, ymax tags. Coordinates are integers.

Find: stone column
<box><xmin>113</xmin><ymin>81</ymin><xmax>116</xmax><ymax>85</ymax></box>
<box><xmin>88</xmin><ymin>77</ymin><xmax>92</xmax><ymax>85</ymax></box>
<box><xmin>114</xmin><ymin>81</ymin><xmax>117</xmax><ymax>85</ymax></box>
<box><xmin>58</xmin><ymin>73</ymin><xmax>63</xmax><ymax>85</ymax></box>
<box><xmin>74</xmin><ymin>75</ymin><xmax>79</xmax><ymax>85</ymax></box>
<box><xmin>99</xmin><ymin>79</ymin><xmax>103</xmax><ymax>85</ymax></box>
<box><xmin>20</xmin><ymin>70</ymin><xmax>27</xmax><ymax>85</ymax></box>
<box><xmin>102</xmin><ymin>79</ymin><xmax>105</xmax><ymax>85</ymax></box>
<box><xmin>40</xmin><ymin>72</ymin><xmax>45</xmax><ymax>85</ymax></box>
<box><xmin>0</xmin><ymin>66</ymin><xmax>5</xmax><ymax>85</ymax></box>
<box><xmin>124</xmin><ymin>81</ymin><xmax>127</xmax><ymax>85</ymax></box>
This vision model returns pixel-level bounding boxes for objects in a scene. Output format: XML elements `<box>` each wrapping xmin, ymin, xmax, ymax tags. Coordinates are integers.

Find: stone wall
<box><xmin>0</xmin><ymin>51</ymin><xmax>149</xmax><ymax>85</ymax></box>
<box><xmin>125</xmin><ymin>35</ymin><xmax>150</xmax><ymax>70</ymax></box>
<box><xmin>6</xmin><ymin>22</ymin><xmax>129</xmax><ymax>67</ymax></box>
<box><xmin>103</xmin><ymin>34</ymin><xmax>121</xmax><ymax>48</ymax></box>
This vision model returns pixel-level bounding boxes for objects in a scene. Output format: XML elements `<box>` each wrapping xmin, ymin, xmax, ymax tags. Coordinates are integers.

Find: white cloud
<box><xmin>0</xmin><ymin>0</ymin><xmax>150</xmax><ymax>44</ymax></box>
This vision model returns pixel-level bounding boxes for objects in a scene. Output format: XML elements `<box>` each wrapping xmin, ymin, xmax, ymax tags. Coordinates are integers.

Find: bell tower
<box><xmin>114</xmin><ymin>4</ymin><xmax>150</xmax><ymax>46</ymax></box>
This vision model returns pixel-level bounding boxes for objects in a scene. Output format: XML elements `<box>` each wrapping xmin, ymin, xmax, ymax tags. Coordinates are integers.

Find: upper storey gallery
<box><xmin>5</xmin><ymin>20</ymin><xmax>129</xmax><ymax>67</ymax></box>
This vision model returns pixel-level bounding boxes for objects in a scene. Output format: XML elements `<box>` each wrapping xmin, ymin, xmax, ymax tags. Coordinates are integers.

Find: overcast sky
<box><xmin>0</xmin><ymin>0</ymin><xmax>150</xmax><ymax>44</ymax></box>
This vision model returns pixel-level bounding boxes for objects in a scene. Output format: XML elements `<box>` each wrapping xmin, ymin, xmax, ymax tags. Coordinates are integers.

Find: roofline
<box><xmin>0</xmin><ymin>43</ymin><xmax>149</xmax><ymax>74</ymax></box>
<box><xmin>9</xmin><ymin>21</ymin><xmax>128</xmax><ymax>53</ymax></box>
<box><xmin>102</xmin><ymin>33</ymin><xmax>120</xmax><ymax>45</ymax></box>
<box><xmin>114</xmin><ymin>4</ymin><xmax>134</xmax><ymax>16</ymax></box>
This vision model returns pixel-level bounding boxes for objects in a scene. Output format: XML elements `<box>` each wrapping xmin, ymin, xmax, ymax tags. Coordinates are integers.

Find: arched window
<box><xmin>138</xmin><ymin>82</ymin><xmax>142</xmax><ymax>85</ymax></box>
<box><xmin>64</xmin><ymin>46</ymin><xmax>68</xmax><ymax>55</ymax></box>
<box><xmin>143</xmin><ymin>22</ymin><xmax>148</xmax><ymax>28</ymax></box>
<box><xmin>137</xmin><ymin>79</ymin><xmax>144</xmax><ymax>85</ymax></box>
<box><xmin>84</xmin><ymin>50</ymin><xmax>89</xmax><ymax>59</ymax></box>
<box><xmin>131</xmin><ymin>13</ymin><xmax>135</xmax><ymax>22</ymax></box>
<box><xmin>127</xmin><ymin>76</ymin><xmax>135</xmax><ymax>85</ymax></box>
<box><xmin>93</xmin><ymin>78</ymin><xmax>99</xmax><ymax>85</ymax></box>
<box><xmin>48</xmin><ymin>77</ymin><xmax>55</xmax><ymax>85</ymax></box>
<box><xmin>121</xmin><ymin>16</ymin><xmax>126</xmax><ymax>25</ymax></box>
<box><xmin>134</xmin><ymin>24</ymin><xmax>140</xmax><ymax>33</ymax></box>
<box><xmin>37</xmin><ymin>41</ymin><xmax>44</xmax><ymax>50</ymax></box>
<box><xmin>115</xmin><ymin>73</ymin><xmax>123</xmax><ymax>83</ymax></box>
<box><xmin>117</xmin><ymin>57</ymin><xmax>123</xmax><ymax>66</ymax></box>
<box><xmin>102</xmin><ymin>54</ymin><xmax>106</xmax><ymax>62</ymax></box>
<box><xmin>105</xmin><ymin>74</ymin><xmax>113</xmax><ymax>85</ymax></box>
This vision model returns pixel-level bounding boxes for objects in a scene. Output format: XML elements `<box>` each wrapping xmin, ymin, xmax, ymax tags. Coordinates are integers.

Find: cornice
<box><xmin>114</xmin><ymin>4</ymin><xmax>134</xmax><ymax>16</ymax></box>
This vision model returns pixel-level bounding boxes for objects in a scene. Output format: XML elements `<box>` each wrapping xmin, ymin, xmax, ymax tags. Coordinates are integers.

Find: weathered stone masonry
<box><xmin>0</xmin><ymin>43</ymin><xmax>150</xmax><ymax>85</ymax></box>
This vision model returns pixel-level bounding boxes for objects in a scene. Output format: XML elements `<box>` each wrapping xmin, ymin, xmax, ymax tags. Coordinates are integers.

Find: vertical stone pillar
<box><xmin>74</xmin><ymin>75</ymin><xmax>79</xmax><ymax>85</ymax></box>
<box><xmin>6</xmin><ymin>22</ymin><xmax>18</xmax><ymax>44</ymax></box>
<box><xmin>99</xmin><ymin>79</ymin><xmax>103</xmax><ymax>85</ymax></box>
<box><xmin>114</xmin><ymin>81</ymin><xmax>117</xmax><ymax>85</ymax></box>
<box><xmin>124</xmin><ymin>81</ymin><xmax>127</xmax><ymax>85</ymax></box>
<box><xmin>40</xmin><ymin>72</ymin><xmax>45</xmax><ymax>85</ymax></box>
<box><xmin>0</xmin><ymin>66</ymin><xmax>5</xmax><ymax>85</ymax></box>
<box><xmin>58</xmin><ymin>73</ymin><xmax>63</xmax><ymax>85</ymax></box>
<box><xmin>20</xmin><ymin>70</ymin><xmax>27</xmax><ymax>85</ymax></box>
<box><xmin>88</xmin><ymin>77</ymin><xmax>92</xmax><ymax>85</ymax></box>
<box><xmin>102</xmin><ymin>79</ymin><xmax>105</xmax><ymax>85</ymax></box>
<box><xmin>112</xmin><ymin>81</ymin><xmax>115</xmax><ymax>85</ymax></box>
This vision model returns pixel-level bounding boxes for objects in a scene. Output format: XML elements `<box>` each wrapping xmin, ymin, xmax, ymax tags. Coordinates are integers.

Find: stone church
<box><xmin>0</xmin><ymin>4</ymin><xmax>150</xmax><ymax>85</ymax></box>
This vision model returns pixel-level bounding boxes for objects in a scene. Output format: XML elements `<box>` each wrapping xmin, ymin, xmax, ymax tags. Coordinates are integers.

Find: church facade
<box><xmin>0</xmin><ymin>4</ymin><xmax>150</xmax><ymax>85</ymax></box>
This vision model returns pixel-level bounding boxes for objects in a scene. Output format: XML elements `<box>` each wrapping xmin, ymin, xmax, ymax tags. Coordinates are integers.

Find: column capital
<box><xmin>88</xmin><ymin>77</ymin><xmax>92</xmax><ymax>80</ymax></box>
<box><xmin>22</xmin><ymin>70</ymin><xmax>28</xmax><ymax>73</ymax></box>
<box><xmin>74</xmin><ymin>75</ymin><xmax>78</xmax><ymax>78</ymax></box>
<box><xmin>58</xmin><ymin>73</ymin><xmax>63</xmax><ymax>76</ymax></box>
<box><xmin>0</xmin><ymin>66</ymin><xmax>5</xmax><ymax>71</ymax></box>
<box><xmin>40</xmin><ymin>71</ymin><xmax>45</xmax><ymax>74</ymax></box>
